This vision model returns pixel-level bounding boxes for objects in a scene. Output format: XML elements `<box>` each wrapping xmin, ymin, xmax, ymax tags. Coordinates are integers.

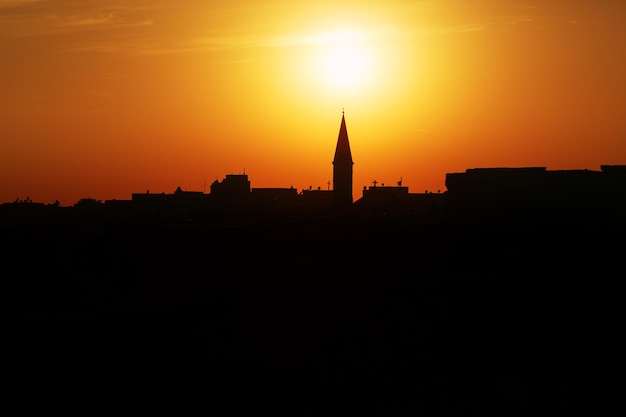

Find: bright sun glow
<box><xmin>321</xmin><ymin>43</ymin><xmax>369</xmax><ymax>88</ymax></box>
<box><xmin>311</xmin><ymin>30</ymin><xmax>375</xmax><ymax>91</ymax></box>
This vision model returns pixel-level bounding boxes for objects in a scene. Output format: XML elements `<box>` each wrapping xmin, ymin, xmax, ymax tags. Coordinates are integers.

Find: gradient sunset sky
<box><xmin>1</xmin><ymin>0</ymin><xmax>625</xmax><ymax>206</ymax></box>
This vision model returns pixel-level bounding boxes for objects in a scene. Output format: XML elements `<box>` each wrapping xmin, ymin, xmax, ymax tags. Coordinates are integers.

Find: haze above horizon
<box><xmin>2</xmin><ymin>1</ymin><xmax>625</xmax><ymax>206</ymax></box>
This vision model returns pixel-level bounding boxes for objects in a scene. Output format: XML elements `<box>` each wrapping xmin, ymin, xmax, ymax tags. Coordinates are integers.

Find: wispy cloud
<box><xmin>0</xmin><ymin>1</ymin><xmax>161</xmax><ymax>59</ymax></box>
<box><xmin>1</xmin><ymin>1</ymin><xmax>476</xmax><ymax>56</ymax></box>
<box><xmin>262</xmin><ymin>27</ymin><xmax>399</xmax><ymax>48</ymax></box>
<box><xmin>0</xmin><ymin>0</ymin><xmax>45</xmax><ymax>7</ymax></box>
<box><xmin>0</xmin><ymin>1</ymin><xmax>156</xmax><ymax>37</ymax></box>
<box><xmin>0</xmin><ymin>0</ymin><xmax>584</xmax><ymax>57</ymax></box>
<box><xmin>63</xmin><ymin>12</ymin><xmax>121</xmax><ymax>27</ymax></box>
<box><xmin>416</xmin><ymin>24</ymin><xmax>486</xmax><ymax>36</ymax></box>
<box><xmin>125</xmin><ymin>26</ymin><xmax>400</xmax><ymax>56</ymax></box>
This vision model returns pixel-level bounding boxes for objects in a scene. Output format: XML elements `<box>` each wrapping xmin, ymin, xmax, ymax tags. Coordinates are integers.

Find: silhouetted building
<box><xmin>333</xmin><ymin>111</ymin><xmax>354</xmax><ymax>209</ymax></box>
<box><xmin>74</xmin><ymin>198</ymin><xmax>104</xmax><ymax>209</ymax></box>
<box><xmin>297</xmin><ymin>188</ymin><xmax>334</xmax><ymax>216</ymax></box>
<box><xmin>132</xmin><ymin>187</ymin><xmax>206</xmax><ymax>207</ymax></box>
<box><xmin>210</xmin><ymin>174</ymin><xmax>251</xmax><ymax>198</ymax></box>
<box><xmin>444</xmin><ymin>165</ymin><xmax>626</xmax><ymax>229</ymax></box>
<box><xmin>354</xmin><ymin>181</ymin><xmax>445</xmax><ymax>220</ymax></box>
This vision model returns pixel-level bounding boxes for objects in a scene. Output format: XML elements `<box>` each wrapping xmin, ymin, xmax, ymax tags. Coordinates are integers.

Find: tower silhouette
<box><xmin>333</xmin><ymin>110</ymin><xmax>354</xmax><ymax>208</ymax></box>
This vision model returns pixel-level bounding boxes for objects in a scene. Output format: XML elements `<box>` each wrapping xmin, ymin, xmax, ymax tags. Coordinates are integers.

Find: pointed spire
<box><xmin>334</xmin><ymin>110</ymin><xmax>353</xmax><ymax>164</ymax></box>
<box><xmin>332</xmin><ymin>110</ymin><xmax>354</xmax><ymax>206</ymax></box>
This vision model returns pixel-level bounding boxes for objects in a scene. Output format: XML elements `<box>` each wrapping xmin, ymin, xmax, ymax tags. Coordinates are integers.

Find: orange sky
<box><xmin>1</xmin><ymin>0</ymin><xmax>625</xmax><ymax>206</ymax></box>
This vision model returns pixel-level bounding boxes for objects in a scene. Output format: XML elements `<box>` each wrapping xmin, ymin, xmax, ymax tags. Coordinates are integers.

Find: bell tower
<box><xmin>332</xmin><ymin>110</ymin><xmax>354</xmax><ymax>208</ymax></box>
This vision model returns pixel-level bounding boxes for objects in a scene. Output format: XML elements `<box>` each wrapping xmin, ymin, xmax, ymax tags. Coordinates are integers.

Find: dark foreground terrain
<box><xmin>3</xmin><ymin>214</ymin><xmax>621</xmax><ymax>415</ymax></box>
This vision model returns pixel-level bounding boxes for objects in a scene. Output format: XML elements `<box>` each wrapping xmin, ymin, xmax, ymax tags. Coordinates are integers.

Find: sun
<box><xmin>321</xmin><ymin>43</ymin><xmax>369</xmax><ymax>88</ymax></box>
<box><xmin>312</xmin><ymin>30</ymin><xmax>375</xmax><ymax>91</ymax></box>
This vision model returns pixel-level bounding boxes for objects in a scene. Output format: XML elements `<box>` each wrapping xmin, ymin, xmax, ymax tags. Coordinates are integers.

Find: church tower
<box><xmin>333</xmin><ymin>111</ymin><xmax>354</xmax><ymax>208</ymax></box>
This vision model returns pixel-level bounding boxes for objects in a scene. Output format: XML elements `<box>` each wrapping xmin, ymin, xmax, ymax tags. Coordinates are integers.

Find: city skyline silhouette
<box><xmin>4</xmin><ymin>110</ymin><xmax>624</xmax><ymax>216</ymax></box>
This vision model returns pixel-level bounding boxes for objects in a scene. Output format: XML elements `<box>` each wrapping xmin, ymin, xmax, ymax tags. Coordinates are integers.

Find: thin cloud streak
<box><xmin>416</xmin><ymin>24</ymin><xmax>486</xmax><ymax>36</ymax></box>
<box><xmin>0</xmin><ymin>1</ymin><xmax>157</xmax><ymax>36</ymax></box>
<box><xmin>0</xmin><ymin>1</ymin><xmax>592</xmax><ymax>56</ymax></box>
<box><xmin>0</xmin><ymin>0</ymin><xmax>45</xmax><ymax>7</ymax></box>
<box><xmin>136</xmin><ymin>24</ymin><xmax>476</xmax><ymax>56</ymax></box>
